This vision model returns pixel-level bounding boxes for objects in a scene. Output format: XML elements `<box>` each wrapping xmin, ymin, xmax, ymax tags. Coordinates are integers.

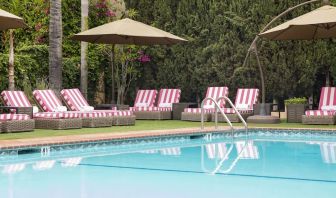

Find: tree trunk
<box><xmin>110</xmin><ymin>45</ymin><xmax>115</xmax><ymax>104</ymax></box>
<box><xmin>8</xmin><ymin>30</ymin><xmax>15</xmax><ymax>91</ymax></box>
<box><xmin>80</xmin><ymin>0</ymin><xmax>89</xmax><ymax>99</ymax></box>
<box><xmin>49</xmin><ymin>0</ymin><xmax>63</xmax><ymax>93</ymax></box>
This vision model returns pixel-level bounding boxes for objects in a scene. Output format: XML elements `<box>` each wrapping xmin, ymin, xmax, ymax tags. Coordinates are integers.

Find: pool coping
<box><xmin>0</xmin><ymin>126</ymin><xmax>335</xmax><ymax>150</ymax></box>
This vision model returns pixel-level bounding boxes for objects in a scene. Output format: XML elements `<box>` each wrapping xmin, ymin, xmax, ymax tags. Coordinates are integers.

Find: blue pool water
<box><xmin>0</xmin><ymin>129</ymin><xmax>336</xmax><ymax>198</ymax></box>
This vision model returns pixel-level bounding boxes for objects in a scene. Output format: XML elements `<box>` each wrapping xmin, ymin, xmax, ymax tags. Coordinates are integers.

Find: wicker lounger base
<box><xmin>302</xmin><ymin>115</ymin><xmax>336</xmax><ymax>125</ymax></box>
<box><xmin>134</xmin><ymin>111</ymin><xmax>172</xmax><ymax>120</ymax></box>
<box><xmin>181</xmin><ymin>112</ymin><xmax>211</xmax><ymax>122</ymax></box>
<box><xmin>211</xmin><ymin>113</ymin><xmax>252</xmax><ymax>123</ymax></box>
<box><xmin>1</xmin><ymin>119</ymin><xmax>35</xmax><ymax>133</ymax></box>
<box><xmin>112</xmin><ymin>115</ymin><xmax>136</xmax><ymax>126</ymax></box>
<box><xmin>82</xmin><ymin>117</ymin><xmax>112</xmax><ymax>128</ymax></box>
<box><xmin>35</xmin><ymin>118</ymin><xmax>82</xmax><ymax>130</ymax></box>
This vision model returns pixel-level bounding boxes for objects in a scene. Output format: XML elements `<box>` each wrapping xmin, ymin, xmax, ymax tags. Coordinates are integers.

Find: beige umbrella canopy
<box><xmin>259</xmin><ymin>5</ymin><xmax>336</xmax><ymax>40</ymax></box>
<box><xmin>0</xmin><ymin>8</ymin><xmax>27</xmax><ymax>30</ymax></box>
<box><xmin>72</xmin><ymin>18</ymin><xmax>187</xmax><ymax>45</ymax></box>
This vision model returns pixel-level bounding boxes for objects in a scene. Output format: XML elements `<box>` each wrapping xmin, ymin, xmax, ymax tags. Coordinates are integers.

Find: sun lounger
<box><xmin>212</xmin><ymin>88</ymin><xmax>259</xmax><ymax>122</ymax></box>
<box><xmin>60</xmin><ymin>88</ymin><xmax>135</xmax><ymax>126</ymax></box>
<box><xmin>130</xmin><ymin>89</ymin><xmax>181</xmax><ymax>120</ymax></box>
<box><xmin>0</xmin><ymin>113</ymin><xmax>34</xmax><ymax>133</ymax></box>
<box><xmin>181</xmin><ymin>87</ymin><xmax>229</xmax><ymax>121</ymax></box>
<box><xmin>302</xmin><ymin>87</ymin><xmax>336</xmax><ymax>125</ymax></box>
<box><xmin>33</xmin><ymin>89</ymin><xmax>117</xmax><ymax>128</ymax></box>
<box><xmin>1</xmin><ymin>90</ymin><xmax>82</xmax><ymax>130</ymax></box>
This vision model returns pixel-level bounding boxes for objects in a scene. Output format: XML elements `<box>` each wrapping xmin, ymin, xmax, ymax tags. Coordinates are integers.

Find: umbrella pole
<box><xmin>242</xmin><ymin>0</ymin><xmax>323</xmax><ymax>116</ymax></box>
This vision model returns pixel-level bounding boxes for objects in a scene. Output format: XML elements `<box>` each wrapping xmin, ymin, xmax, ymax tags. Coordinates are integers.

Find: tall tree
<box><xmin>80</xmin><ymin>0</ymin><xmax>89</xmax><ymax>99</ymax></box>
<box><xmin>49</xmin><ymin>0</ymin><xmax>63</xmax><ymax>92</ymax></box>
<box><xmin>8</xmin><ymin>30</ymin><xmax>15</xmax><ymax>90</ymax></box>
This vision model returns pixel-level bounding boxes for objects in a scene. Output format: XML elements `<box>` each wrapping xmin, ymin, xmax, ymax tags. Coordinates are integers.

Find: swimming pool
<box><xmin>0</xmin><ymin>129</ymin><xmax>335</xmax><ymax>198</ymax></box>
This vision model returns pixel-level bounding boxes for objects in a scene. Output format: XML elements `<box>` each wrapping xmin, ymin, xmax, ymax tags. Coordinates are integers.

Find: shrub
<box><xmin>284</xmin><ymin>97</ymin><xmax>307</xmax><ymax>105</ymax></box>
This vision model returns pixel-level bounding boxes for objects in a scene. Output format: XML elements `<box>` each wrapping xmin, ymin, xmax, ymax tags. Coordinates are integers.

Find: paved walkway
<box><xmin>0</xmin><ymin>126</ymin><xmax>233</xmax><ymax>149</ymax></box>
<box><xmin>1</xmin><ymin>126</ymin><xmax>335</xmax><ymax>150</ymax></box>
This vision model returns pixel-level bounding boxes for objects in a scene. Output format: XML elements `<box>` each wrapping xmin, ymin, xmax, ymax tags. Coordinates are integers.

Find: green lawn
<box><xmin>0</xmin><ymin>120</ymin><xmax>335</xmax><ymax>140</ymax></box>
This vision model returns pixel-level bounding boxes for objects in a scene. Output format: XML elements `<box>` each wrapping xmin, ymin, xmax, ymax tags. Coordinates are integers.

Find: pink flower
<box><xmin>35</xmin><ymin>23</ymin><xmax>42</xmax><ymax>31</ymax></box>
<box><xmin>106</xmin><ymin>10</ymin><xmax>116</xmax><ymax>17</ymax></box>
<box><xmin>138</xmin><ymin>54</ymin><xmax>151</xmax><ymax>63</ymax></box>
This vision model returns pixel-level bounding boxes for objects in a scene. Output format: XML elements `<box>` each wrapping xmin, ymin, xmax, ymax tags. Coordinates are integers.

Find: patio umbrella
<box><xmin>259</xmin><ymin>5</ymin><xmax>336</xmax><ymax>40</ymax></box>
<box><xmin>72</xmin><ymin>18</ymin><xmax>187</xmax><ymax>45</ymax></box>
<box><xmin>0</xmin><ymin>8</ymin><xmax>27</xmax><ymax>30</ymax></box>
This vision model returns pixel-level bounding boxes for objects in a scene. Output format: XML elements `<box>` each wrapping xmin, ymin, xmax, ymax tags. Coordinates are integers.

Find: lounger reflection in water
<box><xmin>139</xmin><ymin>147</ymin><xmax>181</xmax><ymax>156</ymax></box>
<box><xmin>202</xmin><ymin>141</ymin><xmax>259</xmax><ymax>174</ymax></box>
<box><xmin>320</xmin><ymin>142</ymin><xmax>336</xmax><ymax>164</ymax></box>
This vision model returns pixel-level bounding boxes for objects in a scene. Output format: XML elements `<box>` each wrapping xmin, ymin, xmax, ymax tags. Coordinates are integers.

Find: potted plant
<box><xmin>284</xmin><ymin>97</ymin><xmax>308</xmax><ymax>123</ymax></box>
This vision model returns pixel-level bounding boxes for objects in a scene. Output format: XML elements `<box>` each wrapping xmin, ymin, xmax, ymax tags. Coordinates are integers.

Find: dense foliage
<box><xmin>0</xmin><ymin>0</ymin><xmax>336</xmax><ymax>108</ymax></box>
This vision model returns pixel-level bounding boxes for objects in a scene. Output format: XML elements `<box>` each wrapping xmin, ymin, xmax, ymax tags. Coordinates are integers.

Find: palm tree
<box><xmin>49</xmin><ymin>0</ymin><xmax>62</xmax><ymax>92</ymax></box>
<box><xmin>80</xmin><ymin>0</ymin><xmax>89</xmax><ymax>99</ymax></box>
<box><xmin>8</xmin><ymin>29</ymin><xmax>15</xmax><ymax>90</ymax></box>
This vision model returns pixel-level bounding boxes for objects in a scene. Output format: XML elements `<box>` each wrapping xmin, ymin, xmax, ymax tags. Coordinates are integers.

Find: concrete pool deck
<box><xmin>0</xmin><ymin>126</ymin><xmax>235</xmax><ymax>149</ymax></box>
<box><xmin>0</xmin><ymin>126</ymin><xmax>336</xmax><ymax>150</ymax></box>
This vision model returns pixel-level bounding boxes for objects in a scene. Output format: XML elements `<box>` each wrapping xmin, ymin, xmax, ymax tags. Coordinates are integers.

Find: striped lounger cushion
<box><xmin>34</xmin><ymin>90</ymin><xmax>118</xmax><ymax>118</ymax></box>
<box><xmin>0</xmin><ymin>114</ymin><xmax>30</xmax><ymax>121</ymax></box>
<box><xmin>130</xmin><ymin>89</ymin><xmax>181</xmax><ymax>112</ymax></box>
<box><xmin>1</xmin><ymin>90</ymin><xmax>83</xmax><ymax>119</ymax></box>
<box><xmin>1</xmin><ymin>91</ymin><xmax>32</xmax><ymax>108</ymax></box>
<box><xmin>184</xmin><ymin>87</ymin><xmax>229</xmax><ymax>113</ymax></box>
<box><xmin>305</xmin><ymin>87</ymin><xmax>336</xmax><ymax>116</ymax></box>
<box><xmin>61</xmin><ymin>88</ymin><xmax>118</xmax><ymax>111</ymax></box>
<box><xmin>34</xmin><ymin>112</ymin><xmax>81</xmax><ymax>119</ymax></box>
<box><xmin>61</xmin><ymin>89</ymin><xmax>131</xmax><ymax>117</ymax></box>
<box><xmin>130</xmin><ymin>90</ymin><xmax>158</xmax><ymax>112</ymax></box>
<box><xmin>223</xmin><ymin>88</ymin><xmax>259</xmax><ymax>114</ymax></box>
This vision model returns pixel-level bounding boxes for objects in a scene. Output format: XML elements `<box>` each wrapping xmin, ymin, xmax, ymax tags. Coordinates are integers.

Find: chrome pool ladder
<box><xmin>200</xmin><ymin>96</ymin><xmax>248</xmax><ymax>136</ymax></box>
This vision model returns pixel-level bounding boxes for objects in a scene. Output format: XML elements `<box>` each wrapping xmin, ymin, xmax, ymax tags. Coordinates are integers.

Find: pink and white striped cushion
<box><xmin>133</xmin><ymin>90</ymin><xmax>158</xmax><ymax>108</ymax></box>
<box><xmin>305</xmin><ymin>110</ymin><xmax>335</xmax><ymax>116</ymax></box>
<box><xmin>223</xmin><ymin>88</ymin><xmax>259</xmax><ymax>114</ymax></box>
<box><xmin>129</xmin><ymin>107</ymin><xmax>171</xmax><ymax>112</ymax></box>
<box><xmin>33</xmin><ymin>90</ymin><xmax>63</xmax><ymax>112</ymax></box>
<box><xmin>183</xmin><ymin>108</ymin><xmax>215</xmax><ymax>114</ymax></box>
<box><xmin>204</xmin><ymin>87</ymin><xmax>229</xmax><ymax>108</ymax></box>
<box><xmin>0</xmin><ymin>114</ymin><xmax>30</xmax><ymax>121</ymax></box>
<box><xmin>157</xmin><ymin>89</ymin><xmax>181</xmax><ymax>108</ymax></box>
<box><xmin>183</xmin><ymin>87</ymin><xmax>228</xmax><ymax>114</ymax></box>
<box><xmin>34</xmin><ymin>112</ymin><xmax>81</xmax><ymax>119</ymax></box>
<box><xmin>305</xmin><ymin>87</ymin><xmax>336</xmax><ymax>116</ymax></box>
<box><xmin>60</xmin><ymin>89</ymin><xmax>90</xmax><ymax>111</ymax></box>
<box><xmin>97</xmin><ymin>110</ymin><xmax>133</xmax><ymax>117</ymax></box>
<box><xmin>1</xmin><ymin>91</ymin><xmax>32</xmax><ymax>107</ymax></box>
<box><xmin>318</xmin><ymin>87</ymin><xmax>336</xmax><ymax>109</ymax></box>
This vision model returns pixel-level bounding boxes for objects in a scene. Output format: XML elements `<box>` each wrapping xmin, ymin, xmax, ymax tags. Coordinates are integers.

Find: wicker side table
<box><xmin>172</xmin><ymin>103</ymin><xmax>198</xmax><ymax>120</ymax></box>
